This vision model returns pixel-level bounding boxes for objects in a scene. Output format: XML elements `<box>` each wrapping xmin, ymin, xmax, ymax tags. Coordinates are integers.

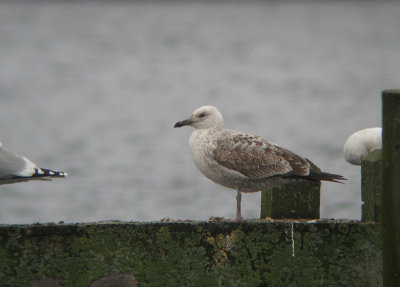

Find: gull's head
<box><xmin>343</xmin><ymin>127</ymin><xmax>382</xmax><ymax>165</ymax></box>
<box><xmin>174</xmin><ymin>106</ymin><xmax>224</xmax><ymax>129</ymax></box>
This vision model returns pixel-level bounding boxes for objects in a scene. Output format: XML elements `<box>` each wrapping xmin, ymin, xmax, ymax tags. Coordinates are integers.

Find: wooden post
<box><xmin>361</xmin><ymin>149</ymin><xmax>382</xmax><ymax>222</ymax></box>
<box><xmin>260</xmin><ymin>182</ymin><xmax>320</xmax><ymax>219</ymax></box>
<box><xmin>260</xmin><ymin>159</ymin><xmax>320</xmax><ymax>219</ymax></box>
<box><xmin>382</xmin><ymin>89</ymin><xmax>400</xmax><ymax>286</ymax></box>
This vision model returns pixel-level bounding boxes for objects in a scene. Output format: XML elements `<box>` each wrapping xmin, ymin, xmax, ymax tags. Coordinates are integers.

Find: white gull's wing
<box><xmin>213</xmin><ymin>131</ymin><xmax>310</xmax><ymax>179</ymax></box>
<box><xmin>0</xmin><ymin>142</ymin><xmax>67</xmax><ymax>185</ymax></box>
<box><xmin>0</xmin><ymin>142</ymin><xmax>38</xmax><ymax>179</ymax></box>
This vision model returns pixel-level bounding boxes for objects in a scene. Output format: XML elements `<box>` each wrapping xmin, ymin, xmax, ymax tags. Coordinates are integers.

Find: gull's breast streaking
<box><xmin>0</xmin><ymin>141</ymin><xmax>67</xmax><ymax>185</ymax></box>
<box><xmin>174</xmin><ymin>106</ymin><xmax>346</xmax><ymax>221</ymax></box>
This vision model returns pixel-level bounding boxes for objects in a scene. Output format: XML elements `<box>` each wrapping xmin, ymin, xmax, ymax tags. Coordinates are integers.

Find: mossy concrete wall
<box><xmin>0</xmin><ymin>220</ymin><xmax>381</xmax><ymax>287</ymax></box>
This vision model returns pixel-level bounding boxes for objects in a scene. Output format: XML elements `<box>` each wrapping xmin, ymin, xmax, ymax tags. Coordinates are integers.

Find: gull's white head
<box><xmin>343</xmin><ymin>127</ymin><xmax>382</xmax><ymax>165</ymax></box>
<box><xmin>174</xmin><ymin>106</ymin><xmax>224</xmax><ymax>129</ymax></box>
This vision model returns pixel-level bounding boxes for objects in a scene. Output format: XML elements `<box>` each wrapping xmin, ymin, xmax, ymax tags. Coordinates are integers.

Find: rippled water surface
<box><xmin>0</xmin><ymin>0</ymin><xmax>399</xmax><ymax>223</ymax></box>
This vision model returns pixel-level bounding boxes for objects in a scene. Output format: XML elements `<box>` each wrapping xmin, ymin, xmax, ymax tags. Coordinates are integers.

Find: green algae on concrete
<box><xmin>0</xmin><ymin>220</ymin><xmax>381</xmax><ymax>287</ymax></box>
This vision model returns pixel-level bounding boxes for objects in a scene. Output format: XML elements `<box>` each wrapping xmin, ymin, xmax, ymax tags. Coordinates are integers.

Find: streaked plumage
<box><xmin>0</xmin><ymin>141</ymin><xmax>67</xmax><ymax>185</ymax></box>
<box><xmin>174</xmin><ymin>106</ymin><xmax>345</xmax><ymax>221</ymax></box>
<box><xmin>343</xmin><ymin>127</ymin><xmax>382</xmax><ymax>165</ymax></box>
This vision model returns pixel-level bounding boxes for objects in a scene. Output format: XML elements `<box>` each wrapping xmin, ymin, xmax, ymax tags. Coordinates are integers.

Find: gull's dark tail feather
<box><xmin>0</xmin><ymin>168</ymin><xmax>67</xmax><ymax>185</ymax></box>
<box><xmin>306</xmin><ymin>171</ymin><xmax>347</xmax><ymax>183</ymax></box>
<box><xmin>284</xmin><ymin>171</ymin><xmax>346</xmax><ymax>184</ymax></box>
<box><xmin>33</xmin><ymin>168</ymin><xmax>68</xmax><ymax>178</ymax></box>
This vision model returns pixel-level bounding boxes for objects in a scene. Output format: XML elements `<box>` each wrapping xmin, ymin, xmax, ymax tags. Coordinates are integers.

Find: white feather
<box><xmin>18</xmin><ymin>156</ymin><xmax>40</xmax><ymax>177</ymax></box>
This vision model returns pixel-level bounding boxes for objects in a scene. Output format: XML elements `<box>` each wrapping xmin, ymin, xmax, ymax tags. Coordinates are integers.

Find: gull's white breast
<box><xmin>189</xmin><ymin>128</ymin><xmax>246</xmax><ymax>189</ymax></box>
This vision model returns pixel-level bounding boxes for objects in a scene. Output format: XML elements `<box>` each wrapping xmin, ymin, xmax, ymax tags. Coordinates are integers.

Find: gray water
<box><xmin>0</xmin><ymin>0</ymin><xmax>398</xmax><ymax>224</ymax></box>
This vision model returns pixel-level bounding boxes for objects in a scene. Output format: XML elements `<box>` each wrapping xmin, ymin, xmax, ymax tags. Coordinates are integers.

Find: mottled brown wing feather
<box><xmin>277</xmin><ymin>147</ymin><xmax>310</xmax><ymax>176</ymax></box>
<box><xmin>214</xmin><ymin>132</ymin><xmax>310</xmax><ymax>179</ymax></box>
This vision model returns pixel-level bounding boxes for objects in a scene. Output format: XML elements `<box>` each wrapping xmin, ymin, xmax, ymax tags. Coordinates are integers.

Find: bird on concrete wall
<box><xmin>174</xmin><ymin>106</ymin><xmax>345</xmax><ymax>221</ymax></box>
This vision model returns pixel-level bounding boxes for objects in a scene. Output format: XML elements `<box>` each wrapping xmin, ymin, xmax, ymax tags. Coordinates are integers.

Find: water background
<box><xmin>0</xmin><ymin>0</ymin><xmax>399</xmax><ymax>224</ymax></box>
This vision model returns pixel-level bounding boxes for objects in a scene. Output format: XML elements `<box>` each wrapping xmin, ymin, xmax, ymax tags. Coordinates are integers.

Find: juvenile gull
<box><xmin>0</xmin><ymin>141</ymin><xmax>67</xmax><ymax>185</ymax></box>
<box><xmin>343</xmin><ymin>127</ymin><xmax>382</xmax><ymax>165</ymax></box>
<box><xmin>174</xmin><ymin>106</ymin><xmax>346</xmax><ymax>221</ymax></box>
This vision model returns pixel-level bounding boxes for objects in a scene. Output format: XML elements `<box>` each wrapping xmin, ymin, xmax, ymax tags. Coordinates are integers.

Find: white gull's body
<box><xmin>343</xmin><ymin>127</ymin><xmax>382</xmax><ymax>165</ymax></box>
<box><xmin>175</xmin><ymin>106</ymin><xmax>345</xmax><ymax>221</ymax></box>
<box><xmin>0</xmin><ymin>141</ymin><xmax>67</xmax><ymax>185</ymax></box>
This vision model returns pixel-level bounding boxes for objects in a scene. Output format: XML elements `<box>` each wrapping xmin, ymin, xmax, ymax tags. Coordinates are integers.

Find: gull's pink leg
<box><xmin>235</xmin><ymin>190</ymin><xmax>242</xmax><ymax>221</ymax></box>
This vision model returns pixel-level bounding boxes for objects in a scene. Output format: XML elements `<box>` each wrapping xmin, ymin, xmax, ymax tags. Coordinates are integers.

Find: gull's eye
<box><xmin>199</xmin><ymin>112</ymin><xmax>207</xmax><ymax>118</ymax></box>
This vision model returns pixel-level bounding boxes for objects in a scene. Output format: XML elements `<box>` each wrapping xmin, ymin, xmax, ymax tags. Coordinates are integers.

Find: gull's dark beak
<box><xmin>174</xmin><ymin>119</ymin><xmax>192</xmax><ymax>128</ymax></box>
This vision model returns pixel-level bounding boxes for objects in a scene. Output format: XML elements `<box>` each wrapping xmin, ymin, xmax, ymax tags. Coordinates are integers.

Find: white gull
<box><xmin>174</xmin><ymin>106</ymin><xmax>345</xmax><ymax>221</ymax></box>
<box><xmin>343</xmin><ymin>127</ymin><xmax>382</xmax><ymax>165</ymax></box>
<box><xmin>0</xmin><ymin>141</ymin><xmax>67</xmax><ymax>185</ymax></box>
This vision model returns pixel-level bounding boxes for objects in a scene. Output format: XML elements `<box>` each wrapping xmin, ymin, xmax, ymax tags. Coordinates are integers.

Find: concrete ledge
<box><xmin>0</xmin><ymin>220</ymin><xmax>382</xmax><ymax>287</ymax></box>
